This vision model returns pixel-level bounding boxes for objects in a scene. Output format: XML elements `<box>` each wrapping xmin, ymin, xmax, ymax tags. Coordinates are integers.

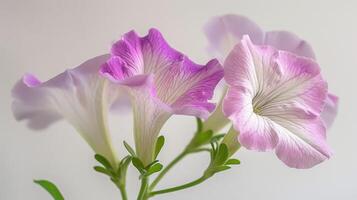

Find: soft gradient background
<box><xmin>0</xmin><ymin>0</ymin><xmax>355</xmax><ymax>199</ymax></box>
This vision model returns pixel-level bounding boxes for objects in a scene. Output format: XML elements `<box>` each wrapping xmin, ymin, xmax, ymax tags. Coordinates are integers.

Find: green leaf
<box><xmin>154</xmin><ymin>136</ymin><xmax>165</xmax><ymax>159</ymax></box>
<box><xmin>118</xmin><ymin>156</ymin><xmax>132</xmax><ymax>173</ymax></box>
<box><xmin>210</xmin><ymin>141</ymin><xmax>217</xmax><ymax>155</ymax></box>
<box><xmin>213</xmin><ymin>165</ymin><xmax>231</xmax><ymax>173</ymax></box>
<box><xmin>210</xmin><ymin>133</ymin><xmax>226</xmax><ymax>143</ymax></box>
<box><xmin>225</xmin><ymin>158</ymin><xmax>241</xmax><ymax>165</ymax></box>
<box><xmin>195</xmin><ymin>130</ymin><xmax>213</xmax><ymax>146</ymax></box>
<box><xmin>34</xmin><ymin>180</ymin><xmax>65</xmax><ymax>200</ymax></box>
<box><xmin>215</xmin><ymin>144</ymin><xmax>229</xmax><ymax>165</ymax></box>
<box><xmin>132</xmin><ymin>157</ymin><xmax>145</xmax><ymax>173</ymax></box>
<box><xmin>146</xmin><ymin>163</ymin><xmax>163</xmax><ymax>176</ymax></box>
<box><xmin>94</xmin><ymin>166</ymin><xmax>113</xmax><ymax>176</ymax></box>
<box><xmin>123</xmin><ymin>141</ymin><xmax>136</xmax><ymax>156</ymax></box>
<box><xmin>94</xmin><ymin>154</ymin><xmax>112</xmax><ymax>170</ymax></box>
<box><xmin>196</xmin><ymin>117</ymin><xmax>203</xmax><ymax>132</ymax></box>
<box><xmin>145</xmin><ymin>160</ymin><xmax>159</xmax><ymax>170</ymax></box>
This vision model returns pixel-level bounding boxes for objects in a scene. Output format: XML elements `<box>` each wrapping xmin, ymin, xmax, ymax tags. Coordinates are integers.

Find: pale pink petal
<box><xmin>223</xmin><ymin>36</ymin><xmax>331</xmax><ymax>168</ymax></box>
<box><xmin>158</xmin><ymin>58</ymin><xmax>223</xmax><ymax>119</ymax></box>
<box><xmin>321</xmin><ymin>93</ymin><xmax>339</xmax><ymax>129</ymax></box>
<box><xmin>204</xmin><ymin>14</ymin><xmax>316</xmax><ymax>61</ymax></box>
<box><xmin>12</xmin><ymin>55</ymin><xmax>119</xmax><ymax>165</ymax></box>
<box><xmin>204</xmin><ymin>14</ymin><xmax>264</xmax><ymax>62</ymax></box>
<box><xmin>223</xmin><ymin>87</ymin><xmax>278</xmax><ymax>151</ymax></box>
<box><xmin>273</xmin><ymin>118</ymin><xmax>332</xmax><ymax>168</ymax></box>
<box><xmin>264</xmin><ymin>31</ymin><xmax>315</xmax><ymax>59</ymax></box>
<box><xmin>120</xmin><ymin>75</ymin><xmax>172</xmax><ymax>165</ymax></box>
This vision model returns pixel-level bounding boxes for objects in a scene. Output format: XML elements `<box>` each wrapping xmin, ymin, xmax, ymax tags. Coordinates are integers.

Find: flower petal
<box><xmin>204</xmin><ymin>14</ymin><xmax>316</xmax><ymax>62</ymax></box>
<box><xmin>264</xmin><ymin>31</ymin><xmax>315</xmax><ymax>59</ymax></box>
<box><xmin>102</xmin><ymin>28</ymin><xmax>223</xmax><ymax>164</ymax></box>
<box><xmin>273</xmin><ymin>117</ymin><xmax>332</xmax><ymax>168</ymax></box>
<box><xmin>102</xmin><ymin>28</ymin><xmax>223</xmax><ymax>118</ymax></box>
<box><xmin>223</xmin><ymin>87</ymin><xmax>279</xmax><ymax>151</ymax></box>
<box><xmin>158</xmin><ymin>58</ymin><xmax>223</xmax><ymax>119</ymax></box>
<box><xmin>204</xmin><ymin>14</ymin><xmax>264</xmax><ymax>62</ymax></box>
<box><xmin>321</xmin><ymin>93</ymin><xmax>339</xmax><ymax>129</ymax></box>
<box><xmin>223</xmin><ymin>36</ymin><xmax>332</xmax><ymax>168</ymax></box>
<box><xmin>120</xmin><ymin>75</ymin><xmax>172</xmax><ymax>165</ymax></box>
<box><xmin>12</xmin><ymin>55</ymin><xmax>119</xmax><ymax>165</ymax></box>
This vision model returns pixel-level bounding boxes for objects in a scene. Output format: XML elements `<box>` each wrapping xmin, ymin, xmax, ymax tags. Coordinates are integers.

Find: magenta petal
<box><xmin>103</xmin><ymin>28</ymin><xmax>223</xmax><ymax>118</ymax></box>
<box><xmin>102</xmin><ymin>28</ymin><xmax>223</xmax><ymax>164</ymax></box>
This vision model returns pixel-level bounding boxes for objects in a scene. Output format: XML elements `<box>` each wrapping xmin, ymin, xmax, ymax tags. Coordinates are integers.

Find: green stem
<box><xmin>115</xmin><ymin>182</ymin><xmax>128</xmax><ymax>200</ymax></box>
<box><xmin>149</xmin><ymin>148</ymin><xmax>209</xmax><ymax>191</ymax></box>
<box><xmin>149</xmin><ymin>151</ymin><xmax>187</xmax><ymax>190</ymax></box>
<box><xmin>137</xmin><ymin>176</ymin><xmax>149</xmax><ymax>200</ymax></box>
<box><xmin>149</xmin><ymin>174</ymin><xmax>211</xmax><ymax>197</ymax></box>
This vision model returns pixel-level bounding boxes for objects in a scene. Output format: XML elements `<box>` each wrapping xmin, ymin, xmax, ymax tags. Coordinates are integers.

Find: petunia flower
<box><xmin>204</xmin><ymin>14</ymin><xmax>315</xmax><ymax>62</ymax></box>
<box><xmin>12</xmin><ymin>55</ymin><xmax>119</xmax><ymax>166</ymax></box>
<box><xmin>223</xmin><ymin>35</ymin><xmax>333</xmax><ymax>168</ymax></box>
<box><xmin>100</xmin><ymin>29</ymin><xmax>223</xmax><ymax>165</ymax></box>
<box><xmin>202</xmin><ymin>14</ymin><xmax>338</xmax><ymax>136</ymax></box>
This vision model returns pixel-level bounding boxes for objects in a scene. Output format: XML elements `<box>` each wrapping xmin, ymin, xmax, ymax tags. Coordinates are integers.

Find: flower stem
<box><xmin>137</xmin><ymin>176</ymin><xmax>149</xmax><ymax>200</ymax></box>
<box><xmin>114</xmin><ymin>182</ymin><xmax>128</xmax><ymax>200</ymax></box>
<box><xmin>149</xmin><ymin>148</ymin><xmax>209</xmax><ymax>191</ymax></box>
<box><xmin>149</xmin><ymin>174</ymin><xmax>211</xmax><ymax>197</ymax></box>
<box><xmin>149</xmin><ymin>151</ymin><xmax>187</xmax><ymax>190</ymax></box>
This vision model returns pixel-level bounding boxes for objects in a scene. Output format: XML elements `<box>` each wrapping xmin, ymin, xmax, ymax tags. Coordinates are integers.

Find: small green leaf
<box><xmin>123</xmin><ymin>141</ymin><xmax>136</xmax><ymax>156</ymax></box>
<box><xmin>117</xmin><ymin>156</ymin><xmax>132</xmax><ymax>181</ymax></box>
<box><xmin>119</xmin><ymin>155</ymin><xmax>132</xmax><ymax>167</ymax></box>
<box><xmin>225</xmin><ymin>158</ymin><xmax>241</xmax><ymax>165</ymax></box>
<box><xmin>210</xmin><ymin>141</ymin><xmax>217</xmax><ymax>156</ymax></box>
<box><xmin>94</xmin><ymin>166</ymin><xmax>113</xmax><ymax>176</ymax></box>
<box><xmin>94</xmin><ymin>154</ymin><xmax>113</xmax><ymax>170</ymax></box>
<box><xmin>154</xmin><ymin>136</ymin><xmax>165</xmax><ymax>159</ymax></box>
<box><xmin>145</xmin><ymin>160</ymin><xmax>159</xmax><ymax>170</ymax></box>
<box><xmin>213</xmin><ymin>165</ymin><xmax>231</xmax><ymax>173</ymax></box>
<box><xmin>146</xmin><ymin>163</ymin><xmax>163</xmax><ymax>176</ymax></box>
<box><xmin>132</xmin><ymin>157</ymin><xmax>145</xmax><ymax>173</ymax></box>
<box><xmin>215</xmin><ymin>144</ymin><xmax>229</xmax><ymax>165</ymax></box>
<box><xmin>196</xmin><ymin>117</ymin><xmax>203</xmax><ymax>132</ymax></box>
<box><xmin>195</xmin><ymin>130</ymin><xmax>213</xmax><ymax>146</ymax></box>
<box><xmin>34</xmin><ymin>180</ymin><xmax>65</xmax><ymax>200</ymax></box>
<box><xmin>210</xmin><ymin>133</ymin><xmax>226</xmax><ymax>143</ymax></box>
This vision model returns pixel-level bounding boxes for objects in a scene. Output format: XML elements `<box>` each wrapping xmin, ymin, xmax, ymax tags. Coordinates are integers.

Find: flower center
<box><xmin>253</xmin><ymin>105</ymin><xmax>263</xmax><ymax>115</ymax></box>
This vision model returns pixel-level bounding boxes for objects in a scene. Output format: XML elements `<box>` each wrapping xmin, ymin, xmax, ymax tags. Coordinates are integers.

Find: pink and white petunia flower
<box><xmin>223</xmin><ymin>35</ymin><xmax>333</xmax><ymax>168</ymax></box>
<box><xmin>204</xmin><ymin>14</ymin><xmax>315</xmax><ymax>62</ymax></box>
<box><xmin>12</xmin><ymin>55</ymin><xmax>120</xmax><ymax>166</ymax></box>
<box><xmin>100</xmin><ymin>29</ymin><xmax>223</xmax><ymax>165</ymax></box>
<box><xmin>203</xmin><ymin>14</ymin><xmax>338</xmax><ymax>133</ymax></box>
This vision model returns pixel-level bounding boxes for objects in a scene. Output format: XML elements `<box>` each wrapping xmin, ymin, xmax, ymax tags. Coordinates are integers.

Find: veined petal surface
<box><xmin>223</xmin><ymin>36</ymin><xmax>332</xmax><ymax>168</ymax></box>
<box><xmin>12</xmin><ymin>55</ymin><xmax>119</xmax><ymax>165</ymax></box>
<box><xmin>101</xmin><ymin>29</ymin><xmax>223</xmax><ymax>165</ymax></box>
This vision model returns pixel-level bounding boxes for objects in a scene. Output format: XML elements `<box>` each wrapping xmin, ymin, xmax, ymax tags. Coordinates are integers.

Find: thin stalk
<box><xmin>149</xmin><ymin>148</ymin><xmax>209</xmax><ymax>190</ymax></box>
<box><xmin>149</xmin><ymin>151</ymin><xmax>187</xmax><ymax>190</ymax></box>
<box><xmin>114</xmin><ymin>182</ymin><xmax>128</xmax><ymax>200</ymax></box>
<box><xmin>149</xmin><ymin>174</ymin><xmax>210</xmax><ymax>197</ymax></box>
<box><xmin>137</xmin><ymin>176</ymin><xmax>149</xmax><ymax>200</ymax></box>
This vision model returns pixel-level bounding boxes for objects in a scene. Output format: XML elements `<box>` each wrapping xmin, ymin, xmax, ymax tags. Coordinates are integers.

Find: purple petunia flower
<box><xmin>12</xmin><ymin>55</ymin><xmax>120</xmax><ymax>165</ymax></box>
<box><xmin>100</xmin><ymin>28</ymin><xmax>223</xmax><ymax>165</ymax></box>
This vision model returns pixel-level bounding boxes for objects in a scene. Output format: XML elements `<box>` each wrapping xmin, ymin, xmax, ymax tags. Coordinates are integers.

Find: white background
<box><xmin>0</xmin><ymin>0</ymin><xmax>355</xmax><ymax>199</ymax></box>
